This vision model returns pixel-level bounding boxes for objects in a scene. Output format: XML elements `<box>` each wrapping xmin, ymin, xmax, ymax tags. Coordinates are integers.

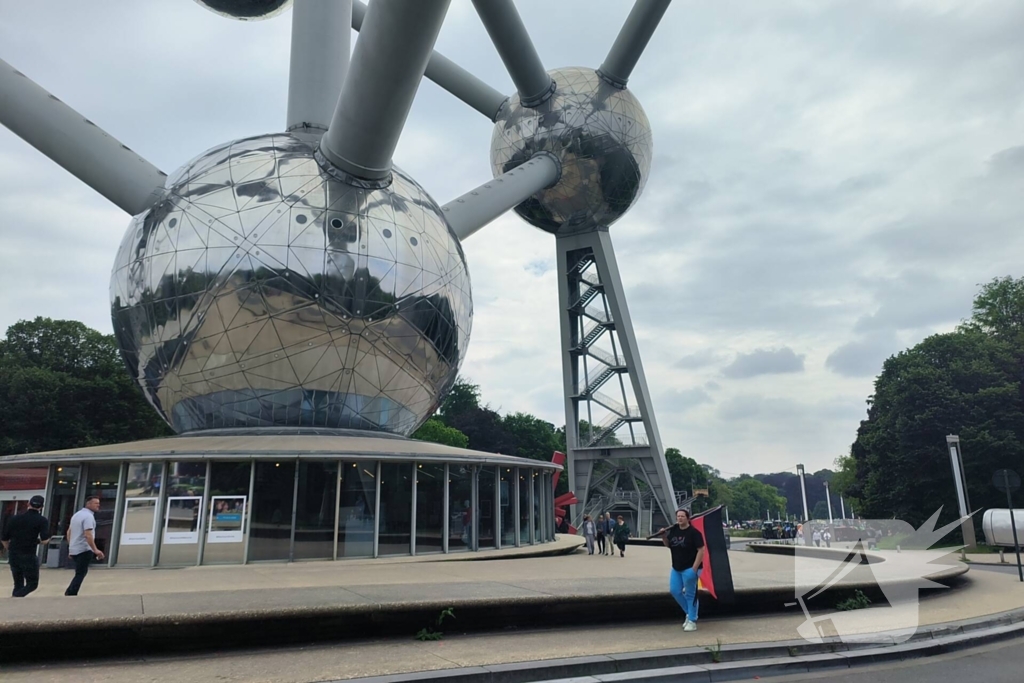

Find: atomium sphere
<box><xmin>193</xmin><ymin>0</ymin><xmax>292</xmax><ymax>21</ymax></box>
<box><xmin>110</xmin><ymin>133</ymin><xmax>472</xmax><ymax>436</ymax></box>
<box><xmin>490</xmin><ymin>66</ymin><xmax>653</xmax><ymax>236</ymax></box>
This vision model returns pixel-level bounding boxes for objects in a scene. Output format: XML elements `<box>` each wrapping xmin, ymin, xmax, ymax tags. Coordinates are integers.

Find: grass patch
<box><xmin>835</xmin><ymin>590</ymin><xmax>872</xmax><ymax>612</ymax></box>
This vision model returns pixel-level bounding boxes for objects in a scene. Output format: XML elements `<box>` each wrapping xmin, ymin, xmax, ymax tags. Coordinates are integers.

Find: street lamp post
<box><xmin>824</xmin><ymin>481</ymin><xmax>834</xmax><ymax>526</ymax></box>
<box><xmin>840</xmin><ymin>496</ymin><xmax>846</xmax><ymax>521</ymax></box>
<box><xmin>796</xmin><ymin>464</ymin><xmax>809</xmax><ymax>522</ymax></box>
<box><xmin>946</xmin><ymin>435</ymin><xmax>977</xmax><ymax>550</ymax></box>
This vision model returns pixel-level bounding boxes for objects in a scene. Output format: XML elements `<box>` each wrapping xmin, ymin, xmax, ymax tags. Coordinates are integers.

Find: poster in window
<box><xmin>163</xmin><ymin>496</ymin><xmax>203</xmax><ymax>544</ymax></box>
<box><xmin>120</xmin><ymin>497</ymin><xmax>159</xmax><ymax>545</ymax></box>
<box><xmin>207</xmin><ymin>495</ymin><xmax>246</xmax><ymax>543</ymax></box>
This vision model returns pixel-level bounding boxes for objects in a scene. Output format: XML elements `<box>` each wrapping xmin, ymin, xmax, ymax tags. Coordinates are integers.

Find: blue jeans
<box><xmin>669</xmin><ymin>567</ymin><xmax>702</xmax><ymax>622</ymax></box>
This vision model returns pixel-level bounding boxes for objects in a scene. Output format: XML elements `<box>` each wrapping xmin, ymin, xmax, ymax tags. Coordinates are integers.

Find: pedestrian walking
<box><xmin>65</xmin><ymin>496</ymin><xmax>105</xmax><ymax>596</ymax></box>
<box><xmin>595</xmin><ymin>513</ymin><xmax>607</xmax><ymax>555</ymax></box>
<box><xmin>1</xmin><ymin>496</ymin><xmax>50</xmax><ymax>597</ymax></box>
<box><xmin>582</xmin><ymin>515</ymin><xmax>597</xmax><ymax>555</ymax></box>
<box><xmin>603</xmin><ymin>512</ymin><xmax>616</xmax><ymax>555</ymax></box>
<box><xmin>812</xmin><ymin>528</ymin><xmax>822</xmax><ymax>547</ymax></box>
<box><xmin>659</xmin><ymin>509</ymin><xmax>705</xmax><ymax>631</ymax></box>
<box><xmin>613</xmin><ymin>515</ymin><xmax>631</xmax><ymax>557</ymax></box>
<box><xmin>823</xmin><ymin>530</ymin><xmax>832</xmax><ymax>548</ymax></box>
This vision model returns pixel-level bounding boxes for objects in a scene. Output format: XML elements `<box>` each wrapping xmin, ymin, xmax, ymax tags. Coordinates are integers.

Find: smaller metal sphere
<box><xmin>193</xmin><ymin>0</ymin><xmax>292</xmax><ymax>20</ymax></box>
<box><xmin>490</xmin><ymin>66</ymin><xmax>653</xmax><ymax>235</ymax></box>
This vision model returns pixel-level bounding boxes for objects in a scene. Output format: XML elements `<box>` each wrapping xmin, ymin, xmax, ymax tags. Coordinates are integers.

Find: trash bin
<box><xmin>46</xmin><ymin>537</ymin><xmax>63</xmax><ymax>568</ymax></box>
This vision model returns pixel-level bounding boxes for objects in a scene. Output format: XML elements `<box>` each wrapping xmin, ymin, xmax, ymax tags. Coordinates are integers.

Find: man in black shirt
<box><xmin>1</xmin><ymin>495</ymin><xmax>50</xmax><ymax>597</ymax></box>
<box><xmin>660</xmin><ymin>508</ymin><xmax>705</xmax><ymax>631</ymax></box>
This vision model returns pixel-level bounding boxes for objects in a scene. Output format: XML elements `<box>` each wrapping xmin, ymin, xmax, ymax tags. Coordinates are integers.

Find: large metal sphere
<box><xmin>110</xmin><ymin>133</ymin><xmax>472</xmax><ymax>436</ymax></box>
<box><xmin>490</xmin><ymin>66</ymin><xmax>653</xmax><ymax>235</ymax></box>
<box><xmin>193</xmin><ymin>0</ymin><xmax>292</xmax><ymax>21</ymax></box>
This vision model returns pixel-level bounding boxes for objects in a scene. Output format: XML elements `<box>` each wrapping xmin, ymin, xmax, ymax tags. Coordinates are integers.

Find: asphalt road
<box><xmin>776</xmin><ymin>633</ymin><xmax>1024</xmax><ymax>682</ymax></box>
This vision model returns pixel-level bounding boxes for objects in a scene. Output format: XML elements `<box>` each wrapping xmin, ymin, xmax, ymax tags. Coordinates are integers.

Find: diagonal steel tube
<box><xmin>287</xmin><ymin>0</ymin><xmax>352</xmax><ymax>134</ymax></box>
<box><xmin>351</xmin><ymin>1</ymin><xmax>506</xmax><ymax>121</ymax></box>
<box><xmin>0</xmin><ymin>58</ymin><xmax>166</xmax><ymax>215</ymax></box>
<box><xmin>441</xmin><ymin>153</ymin><xmax>559</xmax><ymax>241</ymax></box>
<box><xmin>598</xmin><ymin>0</ymin><xmax>672</xmax><ymax>88</ymax></box>
<box><xmin>471</xmin><ymin>0</ymin><xmax>553</xmax><ymax>107</ymax></box>
<box><xmin>320</xmin><ymin>0</ymin><xmax>451</xmax><ymax>181</ymax></box>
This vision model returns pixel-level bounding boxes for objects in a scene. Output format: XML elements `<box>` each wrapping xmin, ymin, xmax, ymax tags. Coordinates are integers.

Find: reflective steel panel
<box><xmin>490</xmin><ymin>67</ymin><xmax>653</xmax><ymax>235</ymax></box>
<box><xmin>111</xmin><ymin>133</ymin><xmax>473</xmax><ymax>435</ymax></box>
<box><xmin>193</xmin><ymin>0</ymin><xmax>292</xmax><ymax>20</ymax></box>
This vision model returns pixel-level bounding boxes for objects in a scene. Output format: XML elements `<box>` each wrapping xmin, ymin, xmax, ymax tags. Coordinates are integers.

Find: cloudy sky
<box><xmin>1</xmin><ymin>1</ymin><xmax>1022</xmax><ymax>477</ymax></box>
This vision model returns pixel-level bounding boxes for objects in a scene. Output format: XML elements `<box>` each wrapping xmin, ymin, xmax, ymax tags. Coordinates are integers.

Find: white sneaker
<box><xmin>683</xmin><ymin>620</ymin><xmax>697</xmax><ymax>632</ymax></box>
<box><xmin>682</xmin><ymin>618</ymin><xmax>691</xmax><ymax>629</ymax></box>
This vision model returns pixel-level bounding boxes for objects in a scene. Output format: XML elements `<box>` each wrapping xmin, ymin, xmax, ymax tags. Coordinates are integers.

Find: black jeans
<box><xmin>65</xmin><ymin>551</ymin><xmax>94</xmax><ymax>596</ymax></box>
<box><xmin>596</xmin><ymin>534</ymin><xmax>606</xmax><ymax>554</ymax></box>
<box><xmin>9</xmin><ymin>551</ymin><xmax>40</xmax><ymax>597</ymax></box>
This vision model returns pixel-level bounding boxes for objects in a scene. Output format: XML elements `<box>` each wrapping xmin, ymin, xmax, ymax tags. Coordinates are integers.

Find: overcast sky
<box><xmin>1</xmin><ymin>1</ymin><xmax>1022</xmax><ymax>477</ymax></box>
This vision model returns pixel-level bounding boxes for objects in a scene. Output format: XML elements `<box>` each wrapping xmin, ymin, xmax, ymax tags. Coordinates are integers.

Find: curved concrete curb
<box><xmin>332</xmin><ymin>607</ymin><xmax>1024</xmax><ymax>683</ymax></box>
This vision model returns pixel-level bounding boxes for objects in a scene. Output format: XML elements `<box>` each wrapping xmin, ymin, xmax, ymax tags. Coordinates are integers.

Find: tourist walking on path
<box><xmin>595</xmin><ymin>514</ymin><xmax>607</xmax><ymax>555</ymax></box>
<box><xmin>660</xmin><ymin>509</ymin><xmax>705</xmax><ymax>632</ymax></box>
<box><xmin>823</xmin><ymin>530</ymin><xmax>832</xmax><ymax>548</ymax></box>
<box><xmin>603</xmin><ymin>513</ymin><xmax>616</xmax><ymax>555</ymax></box>
<box><xmin>812</xmin><ymin>529</ymin><xmax>822</xmax><ymax>547</ymax></box>
<box><xmin>65</xmin><ymin>496</ymin><xmax>104</xmax><ymax>596</ymax></box>
<box><xmin>1</xmin><ymin>495</ymin><xmax>50</xmax><ymax>597</ymax></box>
<box><xmin>582</xmin><ymin>515</ymin><xmax>597</xmax><ymax>555</ymax></box>
<box><xmin>612</xmin><ymin>515</ymin><xmax>631</xmax><ymax>557</ymax></box>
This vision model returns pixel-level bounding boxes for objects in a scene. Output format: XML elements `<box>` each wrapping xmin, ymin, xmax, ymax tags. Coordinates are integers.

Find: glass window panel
<box><xmin>0</xmin><ymin>467</ymin><xmax>48</xmax><ymax>491</ymax></box>
<box><xmin>338</xmin><ymin>462</ymin><xmax>376</xmax><ymax>558</ymax></box>
<box><xmin>294</xmin><ymin>461</ymin><xmax>337</xmax><ymax>560</ymax></box>
<box><xmin>117</xmin><ymin>462</ymin><xmax>164</xmax><ymax>566</ymax></box>
<box><xmin>415</xmin><ymin>463</ymin><xmax>444</xmax><ymax>554</ymax></box>
<box><xmin>536</xmin><ymin>471</ymin><xmax>544</xmax><ymax>544</ymax></box>
<box><xmin>378</xmin><ymin>462</ymin><xmax>412</xmax><ymax>556</ymax></box>
<box><xmin>159</xmin><ymin>462</ymin><xmax>207</xmax><ymax>566</ymax></box>
<box><xmin>477</xmin><ymin>466</ymin><xmax>496</xmax><ymax>550</ymax></box>
<box><xmin>84</xmin><ymin>463</ymin><xmax>121</xmax><ymax>561</ymax></box>
<box><xmin>48</xmin><ymin>465</ymin><xmax>80</xmax><ymax>541</ymax></box>
<box><xmin>518</xmin><ymin>469</ymin><xmax>530</xmax><ymax>545</ymax></box>
<box><xmin>499</xmin><ymin>468</ymin><xmax>515</xmax><ymax>547</ymax></box>
<box><xmin>203</xmin><ymin>462</ymin><xmax>251</xmax><ymax>565</ymax></box>
<box><xmin>447</xmin><ymin>464</ymin><xmax>472</xmax><ymax>552</ymax></box>
<box><xmin>249</xmin><ymin>461</ymin><xmax>296</xmax><ymax>562</ymax></box>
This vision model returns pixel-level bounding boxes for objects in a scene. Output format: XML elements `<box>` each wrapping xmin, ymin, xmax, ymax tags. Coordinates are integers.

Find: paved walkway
<box><xmin>0</xmin><ymin>555</ymin><xmax>1018</xmax><ymax>683</ymax></box>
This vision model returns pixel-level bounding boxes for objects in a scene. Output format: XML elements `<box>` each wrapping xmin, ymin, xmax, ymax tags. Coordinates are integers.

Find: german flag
<box><xmin>691</xmin><ymin>505</ymin><xmax>735</xmax><ymax>604</ymax></box>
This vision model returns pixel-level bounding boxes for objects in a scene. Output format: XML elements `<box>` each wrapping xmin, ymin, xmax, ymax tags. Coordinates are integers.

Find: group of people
<box><xmin>578</xmin><ymin>508</ymin><xmax>707</xmax><ymax>632</ymax></box>
<box><xmin>578</xmin><ymin>513</ymin><xmax>632</xmax><ymax>557</ymax></box>
<box><xmin>0</xmin><ymin>495</ymin><xmax>105</xmax><ymax>597</ymax></box>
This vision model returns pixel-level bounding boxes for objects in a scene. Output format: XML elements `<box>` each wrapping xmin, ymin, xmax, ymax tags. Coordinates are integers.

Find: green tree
<box><xmin>848</xmin><ymin>329</ymin><xmax>1024</xmax><ymax>530</ymax></box>
<box><xmin>811</xmin><ymin>500</ymin><xmax>831</xmax><ymax>520</ymax></box>
<box><xmin>664</xmin><ymin>447</ymin><xmax>706</xmax><ymax>496</ymax></box>
<box><xmin>0</xmin><ymin>317</ymin><xmax>171</xmax><ymax>455</ymax></box>
<box><xmin>412</xmin><ymin>417</ymin><xmax>469</xmax><ymax>448</ymax></box>
<box><xmin>727</xmin><ymin>478</ymin><xmax>787</xmax><ymax>521</ymax></box>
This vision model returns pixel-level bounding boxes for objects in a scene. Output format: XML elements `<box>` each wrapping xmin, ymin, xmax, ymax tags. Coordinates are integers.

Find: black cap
<box><xmin>29</xmin><ymin>495</ymin><xmax>44</xmax><ymax>508</ymax></box>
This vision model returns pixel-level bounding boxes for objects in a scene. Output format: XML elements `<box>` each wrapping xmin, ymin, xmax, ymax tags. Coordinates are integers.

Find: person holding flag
<box><xmin>659</xmin><ymin>508</ymin><xmax>705</xmax><ymax>631</ymax></box>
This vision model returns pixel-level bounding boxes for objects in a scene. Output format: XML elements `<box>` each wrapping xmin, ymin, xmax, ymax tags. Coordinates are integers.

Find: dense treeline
<box><xmin>833</xmin><ymin>277</ymin><xmax>1024</xmax><ymax>534</ymax></box>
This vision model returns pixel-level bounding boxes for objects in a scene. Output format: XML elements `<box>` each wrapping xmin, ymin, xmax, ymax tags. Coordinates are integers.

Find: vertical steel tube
<box><xmin>197</xmin><ymin>460</ymin><xmax>212</xmax><ymax>566</ymax></box>
<box><xmin>287</xmin><ymin>0</ymin><xmax>352</xmax><ymax>134</ymax></box>
<box><xmin>320</xmin><ymin>0</ymin><xmax>451</xmax><ymax>180</ymax></box>
<box><xmin>410</xmin><ymin>463</ymin><xmax>418</xmax><ymax>556</ymax></box>
<box><xmin>471</xmin><ymin>0</ymin><xmax>553</xmax><ymax>106</ymax></box>
<box><xmin>598</xmin><ymin>0</ymin><xmax>672</xmax><ymax>88</ymax></box>
<box><xmin>442</xmin><ymin>463</ymin><xmax>450</xmax><ymax>554</ymax></box>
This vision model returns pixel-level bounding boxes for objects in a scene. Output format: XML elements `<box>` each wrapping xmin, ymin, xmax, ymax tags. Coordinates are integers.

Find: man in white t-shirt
<box><xmin>64</xmin><ymin>496</ymin><xmax>104</xmax><ymax>596</ymax></box>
